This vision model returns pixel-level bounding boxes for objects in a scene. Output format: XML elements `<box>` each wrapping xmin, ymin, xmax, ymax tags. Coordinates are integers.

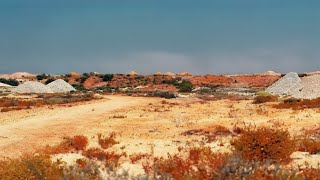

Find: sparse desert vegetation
<box><xmin>0</xmin><ymin>93</ymin><xmax>320</xmax><ymax>179</ymax></box>
<box><xmin>1</xmin><ymin>72</ymin><xmax>320</xmax><ymax>179</ymax></box>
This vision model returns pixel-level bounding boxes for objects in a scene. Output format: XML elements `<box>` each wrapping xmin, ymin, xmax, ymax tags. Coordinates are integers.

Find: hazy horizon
<box><xmin>1</xmin><ymin>0</ymin><xmax>319</xmax><ymax>75</ymax></box>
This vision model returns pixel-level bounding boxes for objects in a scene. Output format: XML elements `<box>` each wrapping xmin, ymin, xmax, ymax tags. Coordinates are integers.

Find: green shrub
<box><xmin>45</xmin><ymin>78</ymin><xmax>55</xmax><ymax>85</ymax></box>
<box><xmin>153</xmin><ymin>91</ymin><xmax>176</xmax><ymax>99</ymax></box>
<box><xmin>0</xmin><ymin>78</ymin><xmax>19</xmax><ymax>86</ymax></box>
<box><xmin>102</xmin><ymin>74</ymin><xmax>114</xmax><ymax>82</ymax></box>
<box><xmin>72</xmin><ymin>84</ymin><xmax>87</xmax><ymax>91</ymax></box>
<box><xmin>178</xmin><ymin>80</ymin><xmax>194</xmax><ymax>92</ymax></box>
<box><xmin>36</xmin><ymin>73</ymin><xmax>48</xmax><ymax>80</ymax></box>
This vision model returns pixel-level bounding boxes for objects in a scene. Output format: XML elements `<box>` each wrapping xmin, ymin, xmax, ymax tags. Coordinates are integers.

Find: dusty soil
<box><xmin>0</xmin><ymin>95</ymin><xmax>320</xmax><ymax>167</ymax></box>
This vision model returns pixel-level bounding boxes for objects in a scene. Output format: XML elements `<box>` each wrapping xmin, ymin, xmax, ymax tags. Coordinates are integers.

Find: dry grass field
<box><xmin>1</xmin><ymin>94</ymin><xmax>320</xmax><ymax>179</ymax></box>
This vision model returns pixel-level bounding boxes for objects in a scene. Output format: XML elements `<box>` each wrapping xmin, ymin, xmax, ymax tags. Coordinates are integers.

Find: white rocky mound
<box><xmin>13</xmin><ymin>81</ymin><xmax>53</xmax><ymax>94</ymax></box>
<box><xmin>47</xmin><ymin>79</ymin><xmax>76</xmax><ymax>93</ymax></box>
<box><xmin>293</xmin><ymin>75</ymin><xmax>320</xmax><ymax>99</ymax></box>
<box><xmin>0</xmin><ymin>82</ymin><xmax>12</xmax><ymax>87</ymax></box>
<box><xmin>266</xmin><ymin>72</ymin><xmax>302</xmax><ymax>96</ymax></box>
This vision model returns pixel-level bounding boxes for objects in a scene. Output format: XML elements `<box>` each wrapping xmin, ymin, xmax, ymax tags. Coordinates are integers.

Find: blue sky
<box><xmin>0</xmin><ymin>0</ymin><xmax>319</xmax><ymax>74</ymax></box>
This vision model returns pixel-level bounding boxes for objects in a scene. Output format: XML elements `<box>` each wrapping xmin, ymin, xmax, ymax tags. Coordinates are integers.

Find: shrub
<box><xmin>82</xmin><ymin>72</ymin><xmax>90</xmax><ymax>77</ymax></box>
<box><xmin>36</xmin><ymin>73</ymin><xmax>48</xmax><ymax>80</ymax></box>
<box><xmin>178</xmin><ymin>80</ymin><xmax>194</xmax><ymax>92</ymax></box>
<box><xmin>213</xmin><ymin>155</ymin><xmax>301</xmax><ymax>180</ymax></box>
<box><xmin>296</xmin><ymin>127</ymin><xmax>320</xmax><ymax>154</ymax></box>
<box><xmin>274</xmin><ymin>98</ymin><xmax>320</xmax><ymax>110</ymax></box>
<box><xmin>153</xmin><ymin>91</ymin><xmax>176</xmax><ymax>99</ymax></box>
<box><xmin>72</xmin><ymin>84</ymin><xmax>87</xmax><ymax>91</ymax></box>
<box><xmin>297</xmin><ymin>139</ymin><xmax>320</xmax><ymax>154</ymax></box>
<box><xmin>155</xmin><ymin>147</ymin><xmax>227</xmax><ymax>179</ymax></box>
<box><xmin>0</xmin><ymin>78</ymin><xmax>19</xmax><ymax>86</ymax></box>
<box><xmin>0</xmin><ymin>154</ymin><xmax>62</xmax><ymax>179</ymax></box>
<box><xmin>98</xmin><ymin>132</ymin><xmax>119</xmax><ymax>149</ymax></box>
<box><xmin>83</xmin><ymin>148</ymin><xmax>125</xmax><ymax>166</ymax></box>
<box><xmin>45</xmin><ymin>78</ymin><xmax>55</xmax><ymax>85</ymax></box>
<box><xmin>232</xmin><ymin>124</ymin><xmax>295</xmax><ymax>163</ymax></box>
<box><xmin>102</xmin><ymin>74</ymin><xmax>114</xmax><ymax>82</ymax></box>
<box><xmin>253</xmin><ymin>95</ymin><xmax>278</xmax><ymax>104</ymax></box>
<box><xmin>80</xmin><ymin>76</ymin><xmax>89</xmax><ymax>83</ymax></box>
<box><xmin>44</xmin><ymin>135</ymin><xmax>88</xmax><ymax>154</ymax></box>
<box><xmin>300</xmin><ymin>168</ymin><xmax>320</xmax><ymax>179</ymax></box>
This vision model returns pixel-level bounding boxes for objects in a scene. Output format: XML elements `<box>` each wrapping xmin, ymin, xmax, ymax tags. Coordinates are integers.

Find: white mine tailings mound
<box><xmin>13</xmin><ymin>81</ymin><xmax>53</xmax><ymax>94</ymax></box>
<box><xmin>47</xmin><ymin>79</ymin><xmax>76</xmax><ymax>93</ymax></box>
<box><xmin>0</xmin><ymin>82</ymin><xmax>12</xmax><ymax>87</ymax></box>
<box><xmin>0</xmin><ymin>82</ymin><xmax>13</xmax><ymax>92</ymax></box>
<box><xmin>266</xmin><ymin>72</ymin><xmax>302</xmax><ymax>96</ymax></box>
<box><xmin>293</xmin><ymin>75</ymin><xmax>320</xmax><ymax>99</ymax></box>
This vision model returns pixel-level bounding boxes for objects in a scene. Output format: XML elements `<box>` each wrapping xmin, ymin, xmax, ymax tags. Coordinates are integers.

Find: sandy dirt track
<box><xmin>0</xmin><ymin>95</ymin><xmax>153</xmax><ymax>158</ymax></box>
<box><xmin>1</xmin><ymin>95</ymin><xmax>320</xmax><ymax>168</ymax></box>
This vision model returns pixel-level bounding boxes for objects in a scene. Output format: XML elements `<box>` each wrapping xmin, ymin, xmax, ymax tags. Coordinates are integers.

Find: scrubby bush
<box><xmin>72</xmin><ymin>84</ymin><xmax>87</xmax><ymax>91</ymax></box>
<box><xmin>101</xmin><ymin>74</ymin><xmax>114</xmax><ymax>82</ymax></box>
<box><xmin>297</xmin><ymin>139</ymin><xmax>320</xmax><ymax>154</ymax></box>
<box><xmin>213</xmin><ymin>155</ymin><xmax>301</xmax><ymax>180</ymax></box>
<box><xmin>80</xmin><ymin>76</ymin><xmax>89</xmax><ymax>83</ymax></box>
<box><xmin>45</xmin><ymin>78</ymin><xmax>55</xmax><ymax>85</ymax></box>
<box><xmin>232</xmin><ymin>124</ymin><xmax>295</xmax><ymax>163</ymax></box>
<box><xmin>253</xmin><ymin>95</ymin><xmax>278</xmax><ymax>104</ymax></box>
<box><xmin>0</xmin><ymin>78</ymin><xmax>19</xmax><ymax>86</ymax></box>
<box><xmin>0</xmin><ymin>154</ymin><xmax>62</xmax><ymax>179</ymax></box>
<box><xmin>153</xmin><ymin>91</ymin><xmax>176</xmax><ymax>99</ymax></box>
<box><xmin>274</xmin><ymin>97</ymin><xmax>320</xmax><ymax>110</ymax></box>
<box><xmin>36</xmin><ymin>73</ymin><xmax>48</xmax><ymax>80</ymax></box>
<box><xmin>44</xmin><ymin>135</ymin><xmax>88</xmax><ymax>154</ymax></box>
<box><xmin>82</xmin><ymin>72</ymin><xmax>89</xmax><ymax>77</ymax></box>
<box><xmin>155</xmin><ymin>147</ymin><xmax>227</xmax><ymax>179</ymax></box>
<box><xmin>98</xmin><ymin>132</ymin><xmax>119</xmax><ymax>149</ymax></box>
<box><xmin>178</xmin><ymin>80</ymin><xmax>194</xmax><ymax>92</ymax></box>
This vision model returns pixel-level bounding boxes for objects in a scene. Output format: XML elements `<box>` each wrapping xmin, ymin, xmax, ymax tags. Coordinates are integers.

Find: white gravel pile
<box><xmin>266</xmin><ymin>72</ymin><xmax>302</xmax><ymax>96</ymax></box>
<box><xmin>13</xmin><ymin>81</ymin><xmax>53</xmax><ymax>94</ymax></box>
<box><xmin>293</xmin><ymin>75</ymin><xmax>320</xmax><ymax>99</ymax></box>
<box><xmin>0</xmin><ymin>82</ymin><xmax>12</xmax><ymax>87</ymax></box>
<box><xmin>47</xmin><ymin>79</ymin><xmax>76</xmax><ymax>93</ymax></box>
